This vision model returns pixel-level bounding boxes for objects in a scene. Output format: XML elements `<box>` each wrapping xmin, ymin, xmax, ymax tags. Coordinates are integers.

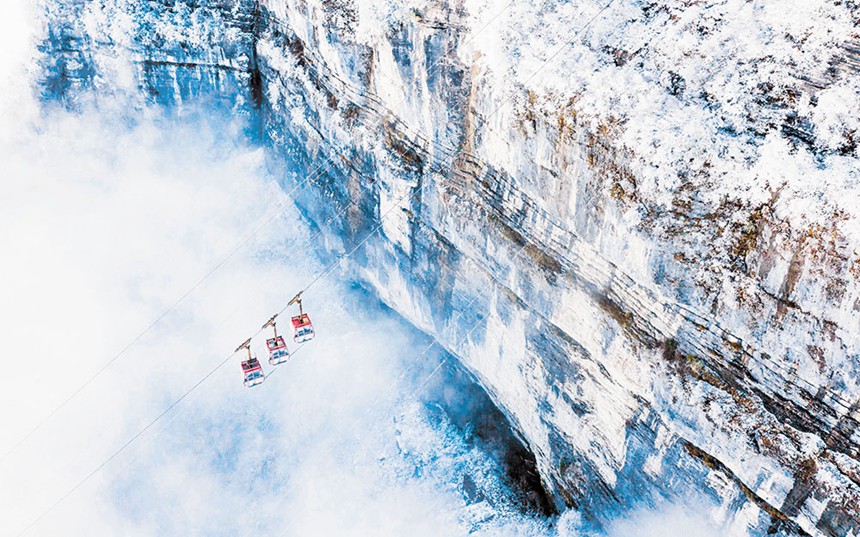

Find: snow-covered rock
<box><xmin>37</xmin><ymin>0</ymin><xmax>860</xmax><ymax>534</ymax></box>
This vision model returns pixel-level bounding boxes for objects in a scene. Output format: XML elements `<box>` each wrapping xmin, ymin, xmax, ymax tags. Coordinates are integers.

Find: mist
<box><xmin>0</xmin><ymin>86</ymin><xmax>557</xmax><ymax>535</ymax></box>
<box><xmin>0</xmin><ymin>3</ymin><xmax>746</xmax><ymax>536</ymax></box>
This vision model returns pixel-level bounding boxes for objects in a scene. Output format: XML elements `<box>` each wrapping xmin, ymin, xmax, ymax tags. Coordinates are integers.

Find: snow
<box><xmin>30</xmin><ymin>0</ymin><xmax>860</xmax><ymax>533</ymax></box>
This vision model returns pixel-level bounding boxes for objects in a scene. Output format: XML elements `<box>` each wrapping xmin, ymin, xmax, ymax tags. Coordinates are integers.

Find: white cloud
<box><xmin>601</xmin><ymin>499</ymin><xmax>753</xmax><ymax>537</ymax></box>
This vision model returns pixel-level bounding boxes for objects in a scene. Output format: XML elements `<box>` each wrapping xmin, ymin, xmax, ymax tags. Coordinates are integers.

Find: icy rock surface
<box><xmin>38</xmin><ymin>0</ymin><xmax>860</xmax><ymax>535</ymax></box>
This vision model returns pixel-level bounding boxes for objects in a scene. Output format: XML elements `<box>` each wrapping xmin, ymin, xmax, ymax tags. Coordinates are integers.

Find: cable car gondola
<box><xmin>288</xmin><ymin>293</ymin><xmax>315</xmax><ymax>344</ymax></box>
<box><xmin>262</xmin><ymin>315</ymin><xmax>290</xmax><ymax>366</ymax></box>
<box><xmin>236</xmin><ymin>338</ymin><xmax>264</xmax><ymax>388</ymax></box>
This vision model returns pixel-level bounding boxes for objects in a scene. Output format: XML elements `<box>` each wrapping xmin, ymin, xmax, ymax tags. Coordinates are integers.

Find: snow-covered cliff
<box><xmin>38</xmin><ymin>0</ymin><xmax>860</xmax><ymax>534</ymax></box>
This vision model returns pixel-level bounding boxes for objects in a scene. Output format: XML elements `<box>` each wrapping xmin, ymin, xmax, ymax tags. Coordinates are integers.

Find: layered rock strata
<box><xmin>38</xmin><ymin>0</ymin><xmax>860</xmax><ymax>534</ymax></box>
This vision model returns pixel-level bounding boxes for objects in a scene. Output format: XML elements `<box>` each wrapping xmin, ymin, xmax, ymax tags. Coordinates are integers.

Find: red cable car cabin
<box><xmin>241</xmin><ymin>357</ymin><xmax>264</xmax><ymax>388</ymax></box>
<box><xmin>291</xmin><ymin>313</ymin><xmax>315</xmax><ymax>343</ymax></box>
<box><xmin>266</xmin><ymin>335</ymin><xmax>290</xmax><ymax>366</ymax></box>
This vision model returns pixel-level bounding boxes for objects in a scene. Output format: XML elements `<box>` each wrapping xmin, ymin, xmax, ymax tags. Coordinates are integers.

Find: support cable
<box><xmin>0</xmin><ymin>156</ymin><xmax>339</xmax><ymax>466</ymax></box>
<box><xmin>12</xmin><ymin>184</ymin><xmax>419</xmax><ymax>537</ymax></box>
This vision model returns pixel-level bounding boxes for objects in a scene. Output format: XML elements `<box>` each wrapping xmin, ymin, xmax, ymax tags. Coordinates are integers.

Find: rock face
<box><xmin>39</xmin><ymin>0</ymin><xmax>860</xmax><ymax>534</ymax></box>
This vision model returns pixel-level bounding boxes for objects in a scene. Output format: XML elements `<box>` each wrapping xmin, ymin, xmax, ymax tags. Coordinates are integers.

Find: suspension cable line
<box><xmin>11</xmin><ymin>348</ymin><xmax>237</xmax><ymax>537</ymax></box>
<box><xmin>12</xmin><ymin>182</ymin><xmax>420</xmax><ymax>537</ymax></box>
<box><xmin>0</xmin><ymin>155</ymin><xmax>337</xmax><ymax>465</ymax></box>
<box><xmin>18</xmin><ymin>193</ymin><xmax>366</xmax><ymax>517</ymax></box>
